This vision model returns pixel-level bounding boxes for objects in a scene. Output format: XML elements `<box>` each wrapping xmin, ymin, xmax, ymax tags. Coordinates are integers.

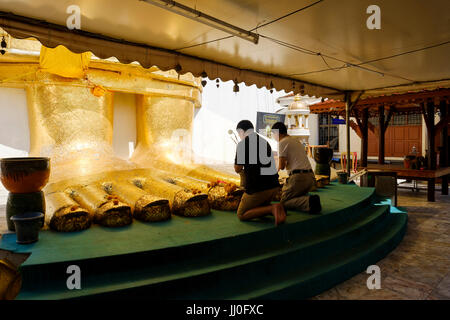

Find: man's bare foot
<box><xmin>272</xmin><ymin>203</ymin><xmax>286</xmax><ymax>226</ymax></box>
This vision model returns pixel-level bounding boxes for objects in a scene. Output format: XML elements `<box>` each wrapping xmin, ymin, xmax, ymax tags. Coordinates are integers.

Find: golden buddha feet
<box><xmin>133</xmin><ymin>177</ymin><xmax>211</xmax><ymax>217</ymax></box>
<box><xmin>69</xmin><ymin>184</ymin><xmax>132</xmax><ymax>228</ymax></box>
<box><xmin>102</xmin><ymin>182</ymin><xmax>171</xmax><ymax>222</ymax></box>
<box><xmin>45</xmin><ymin>191</ymin><xmax>91</xmax><ymax>232</ymax></box>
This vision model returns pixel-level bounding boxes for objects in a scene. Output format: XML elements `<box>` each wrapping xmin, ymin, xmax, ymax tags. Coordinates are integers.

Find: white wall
<box><xmin>0</xmin><ymin>87</ymin><xmax>29</xmax><ymax>158</ymax></box>
<box><xmin>0</xmin><ymin>87</ymin><xmax>30</xmax><ymax>204</ymax></box>
<box><xmin>192</xmin><ymin>80</ymin><xmax>288</xmax><ymax>164</ymax></box>
<box><xmin>338</xmin><ymin>117</ymin><xmax>361</xmax><ymax>156</ymax></box>
<box><xmin>308</xmin><ymin>114</ymin><xmax>319</xmax><ymax>146</ymax></box>
<box><xmin>421</xmin><ymin>114</ymin><xmax>440</xmax><ymax>157</ymax></box>
<box><xmin>112</xmin><ymin>92</ymin><xmax>136</xmax><ymax>160</ymax></box>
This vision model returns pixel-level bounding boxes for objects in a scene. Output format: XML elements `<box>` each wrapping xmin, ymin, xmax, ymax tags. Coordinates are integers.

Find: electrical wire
<box><xmin>259</xmin><ymin>34</ymin><xmax>413</xmax><ymax>81</ymax></box>
<box><xmin>318</xmin><ymin>54</ymin><xmax>343</xmax><ymax>72</ymax></box>
<box><xmin>288</xmin><ymin>40</ymin><xmax>450</xmax><ymax>80</ymax></box>
<box><xmin>249</xmin><ymin>0</ymin><xmax>324</xmax><ymax>31</ymax></box>
<box><xmin>171</xmin><ymin>1</ymin><xmax>448</xmax><ymax>83</ymax></box>
<box><xmin>357</xmin><ymin>40</ymin><xmax>450</xmax><ymax>66</ymax></box>
<box><xmin>174</xmin><ymin>35</ymin><xmax>233</xmax><ymax>51</ymax></box>
<box><xmin>176</xmin><ymin>26</ymin><xmax>415</xmax><ymax>81</ymax></box>
<box><xmin>173</xmin><ymin>1</ymin><xmax>324</xmax><ymax>51</ymax></box>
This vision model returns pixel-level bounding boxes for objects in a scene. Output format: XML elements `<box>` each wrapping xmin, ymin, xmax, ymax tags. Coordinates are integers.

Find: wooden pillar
<box><xmin>440</xmin><ymin>100</ymin><xmax>448</xmax><ymax>195</ymax></box>
<box><xmin>423</xmin><ymin>99</ymin><xmax>437</xmax><ymax>201</ymax></box>
<box><xmin>345</xmin><ymin>93</ymin><xmax>351</xmax><ymax>176</ymax></box>
<box><xmin>378</xmin><ymin>104</ymin><xmax>385</xmax><ymax>164</ymax></box>
<box><xmin>361</xmin><ymin>108</ymin><xmax>369</xmax><ymax>168</ymax></box>
<box><xmin>427</xmin><ymin>99</ymin><xmax>436</xmax><ymax>170</ymax></box>
<box><xmin>428</xmin><ymin>178</ymin><xmax>436</xmax><ymax>202</ymax></box>
<box><xmin>327</xmin><ymin>113</ymin><xmax>331</xmax><ymax>146</ymax></box>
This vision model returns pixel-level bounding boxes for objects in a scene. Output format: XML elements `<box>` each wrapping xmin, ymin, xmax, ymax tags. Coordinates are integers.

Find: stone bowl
<box><xmin>0</xmin><ymin>157</ymin><xmax>50</xmax><ymax>194</ymax></box>
<box><xmin>11</xmin><ymin>212</ymin><xmax>44</xmax><ymax>244</ymax></box>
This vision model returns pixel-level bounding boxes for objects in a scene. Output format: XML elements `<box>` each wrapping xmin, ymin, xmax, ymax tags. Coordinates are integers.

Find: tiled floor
<box><xmin>312</xmin><ymin>189</ymin><xmax>450</xmax><ymax>300</ymax></box>
<box><xmin>1</xmin><ymin>188</ymin><xmax>449</xmax><ymax>300</ymax></box>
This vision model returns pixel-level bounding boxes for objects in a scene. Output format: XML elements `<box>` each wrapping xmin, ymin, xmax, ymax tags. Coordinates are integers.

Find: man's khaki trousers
<box><xmin>280</xmin><ymin>172</ymin><xmax>315</xmax><ymax>212</ymax></box>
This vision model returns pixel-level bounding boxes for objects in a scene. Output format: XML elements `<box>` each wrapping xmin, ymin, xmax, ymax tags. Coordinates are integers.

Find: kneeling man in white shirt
<box><xmin>271</xmin><ymin>122</ymin><xmax>322</xmax><ymax>214</ymax></box>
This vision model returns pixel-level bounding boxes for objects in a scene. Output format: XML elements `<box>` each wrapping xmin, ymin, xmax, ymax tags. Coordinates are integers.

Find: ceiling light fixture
<box><xmin>0</xmin><ymin>36</ymin><xmax>7</xmax><ymax>55</ymax></box>
<box><xmin>201</xmin><ymin>71</ymin><xmax>208</xmax><ymax>87</ymax></box>
<box><xmin>233</xmin><ymin>80</ymin><xmax>239</xmax><ymax>93</ymax></box>
<box><xmin>141</xmin><ymin>0</ymin><xmax>259</xmax><ymax>44</ymax></box>
<box><xmin>269</xmin><ymin>81</ymin><xmax>274</xmax><ymax>94</ymax></box>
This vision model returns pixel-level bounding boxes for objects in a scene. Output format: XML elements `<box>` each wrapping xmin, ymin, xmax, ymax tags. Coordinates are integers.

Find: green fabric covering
<box><xmin>0</xmin><ymin>183</ymin><xmax>373</xmax><ymax>266</ymax></box>
<box><xmin>0</xmin><ymin>183</ymin><xmax>407</xmax><ymax>300</ymax></box>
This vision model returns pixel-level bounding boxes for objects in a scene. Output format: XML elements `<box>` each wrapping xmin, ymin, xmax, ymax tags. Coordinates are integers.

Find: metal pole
<box><xmin>378</xmin><ymin>104</ymin><xmax>385</xmax><ymax>164</ymax></box>
<box><xmin>361</xmin><ymin>108</ymin><xmax>369</xmax><ymax>167</ymax></box>
<box><xmin>328</xmin><ymin>113</ymin><xmax>331</xmax><ymax>147</ymax></box>
<box><xmin>440</xmin><ymin>100</ymin><xmax>448</xmax><ymax>195</ymax></box>
<box><xmin>345</xmin><ymin>93</ymin><xmax>351</xmax><ymax>176</ymax></box>
<box><xmin>427</xmin><ymin>99</ymin><xmax>436</xmax><ymax>170</ymax></box>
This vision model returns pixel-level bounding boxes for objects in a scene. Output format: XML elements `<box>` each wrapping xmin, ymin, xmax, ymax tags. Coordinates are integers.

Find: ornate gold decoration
<box><xmin>0</xmin><ymin>259</ymin><xmax>22</xmax><ymax>300</ymax></box>
<box><xmin>1</xmin><ymin>41</ymin><xmax>240</xmax><ymax>231</ymax></box>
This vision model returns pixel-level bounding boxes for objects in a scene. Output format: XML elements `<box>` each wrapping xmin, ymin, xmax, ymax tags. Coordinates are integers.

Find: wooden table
<box><xmin>360</xmin><ymin>165</ymin><xmax>450</xmax><ymax>202</ymax></box>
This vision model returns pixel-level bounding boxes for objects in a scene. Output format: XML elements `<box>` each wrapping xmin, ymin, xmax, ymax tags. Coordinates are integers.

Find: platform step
<box><xmin>144</xmin><ymin>207</ymin><xmax>401</xmax><ymax>300</ymax></box>
<box><xmin>233</xmin><ymin>212</ymin><xmax>408</xmax><ymax>300</ymax></box>
<box><xmin>14</xmin><ymin>186</ymin><xmax>376</xmax><ymax>297</ymax></box>
<box><xmin>17</xmin><ymin>203</ymin><xmax>396</xmax><ymax>300</ymax></box>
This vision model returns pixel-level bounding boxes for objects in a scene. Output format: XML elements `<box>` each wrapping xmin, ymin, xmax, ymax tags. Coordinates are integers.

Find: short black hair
<box><xmin>272</xmin><ymin>122</ymin><xmax>287</xmax><ymax>135</ymax></box>
<box><xmin>236</xmin><ymin>120</ymin><xmax>254</xmax><ymax>132</ymax></box>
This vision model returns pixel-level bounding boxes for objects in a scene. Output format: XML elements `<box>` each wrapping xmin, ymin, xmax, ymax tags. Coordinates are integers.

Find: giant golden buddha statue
<box><xmin>0</xmin><ymin>31</ymin><xmax>242</xmax><ymax>232</ymax></box>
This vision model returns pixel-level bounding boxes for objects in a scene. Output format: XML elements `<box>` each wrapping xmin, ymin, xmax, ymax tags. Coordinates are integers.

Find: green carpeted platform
<box><xmin>0</xmin><ymin>183</ymin><xmax>407</xmax><ymax>300</ymax></box>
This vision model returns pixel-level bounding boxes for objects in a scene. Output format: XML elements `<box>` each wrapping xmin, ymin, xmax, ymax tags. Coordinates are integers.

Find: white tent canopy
<box><xmin>1</xmin><ymin>0</ymin><xmax>449</xmax><ymax>98</ymax></box>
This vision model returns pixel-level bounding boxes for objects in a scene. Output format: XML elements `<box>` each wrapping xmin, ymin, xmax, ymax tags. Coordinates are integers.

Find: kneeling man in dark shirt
<box><xmin>234</xmin><ymin>120</ymin><xmax>286</xmax><ymax>226</ymax></box>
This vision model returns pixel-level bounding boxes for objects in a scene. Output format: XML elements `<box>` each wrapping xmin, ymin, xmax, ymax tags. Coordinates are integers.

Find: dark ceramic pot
<box><xmin>10</xmin><ymin>212</ymin><xmax>44</xmax><ymax>244</ymax></box>
<box><xmin>6</xmin><ymin>191</ymin><xmax>45</xmax><ymax>232</ymax></box>
<box><xmin>0</xmin><ymin>157</ymin><xmax>50</xmax><ymax>194</ymax></box>
<box><xmin>313</xmin><ymin>148</ymin><xmax>333</xmax><ymax>164</ymax></box>
<box><xmin>315</xmin><ymin>163</ymin><xmax>331</xmax><ymax>178</ymax></box>
<box><xmin>337</xmin><ymin>171</ymin><xmax>348</xmax><ymax>184</ymax></box>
